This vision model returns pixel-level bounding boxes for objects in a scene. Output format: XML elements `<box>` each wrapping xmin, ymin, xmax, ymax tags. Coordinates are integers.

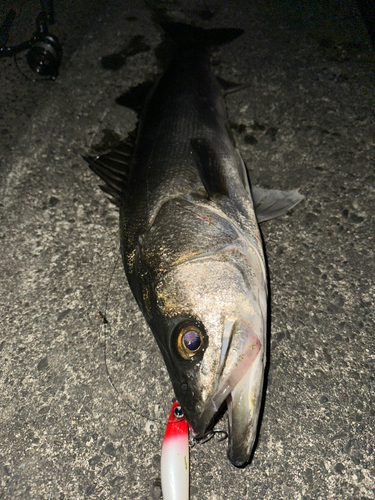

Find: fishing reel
<box><xmin>0</xmin><ymin>0</ymin><xmax>62</xmax><ymax>80</ymax></box>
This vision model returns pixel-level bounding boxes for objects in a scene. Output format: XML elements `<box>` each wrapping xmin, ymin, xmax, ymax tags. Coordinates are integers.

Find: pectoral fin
<box><xmin>252</xmin><ymin>187</ymin><xmax>304</xmax><ymax>222</ymax></box>
<box><xmin>190</xmin><ymin>138</ymin><xmax>229</xmax><ymax>197</ymax></box>
<box><xmin>190</xmin><ymin>138</ymin><xmax>253</xmax><ymax>199</ymax></box>
<box><xmin>190</xmin><ymin>138</ymin><xmax>304</xmax><ymax>221</ymax></box>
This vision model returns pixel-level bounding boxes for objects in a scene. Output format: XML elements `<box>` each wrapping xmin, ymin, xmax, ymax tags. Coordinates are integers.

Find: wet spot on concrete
<box><xmin>104</xmin><ymin>442</ymin><xmax>116</xmax><ymax>457</ymax></box>
<box><xmin>38</xmin><ymin>405</ymin><xmax>50</xmax><ymax>415</ymax></box>
<box><xmin>334</xmin><ymin>463</ymin><xmax>345</xmax><ymax>474</ymax></box>
<box><xmin>49</xmin><ymin>196</ymin><xmax>59</xmax><ymax>207</ymax></box>
<box><xmin>110</xmin><ymin>475</ymin><xmax>126</xmax><ymax>487</ymax></box>
<box><xmin>57</xmin><ymin>309</ymin><xmax>72</xmax><ymax>322</ymax></box>
<box><xmin>37</xmin><ymin>357</ymin><xmax>48</xmax><ymax>371</ymax></box>
<box><xmin>327</xmin><ymin>302</ymin><xmax>343</xmax><ymax>314</ymax></box>
<box><xmin>252</xmin><ymin>122</ymin><xmax>266</xmax><ymax>131</ymax></box>
<box><xmin>244</xmin><ymin>134</ymin><xmax>258</xmax><ymax>144</ymax></box>
<box><xmin>351</xmin><ymin>452</ymin><xmax>363</xmax><ymax>465</ymax></box>
<box><xmin>276</xmin><ymin>331</ymin><xmax>285</xmax><ymax>342</ymax></box>
<box><xmin>85</xmin><ymin>484</ymin><xmax>96</xmax><ymax>495</ymax></box>
<box><xmin>305</xmin><ymin>467</ymin><xmax>313</xmax><ymax>483</ymax></box>
<box><xmin>88</xmin><ymin>455</ymin><xmax>101</xmax><ymax>467</ymax></box>
<box><xmin>230</xmin><ymin>122</ymin><xmax>247</xmax><ymax>134</ymax></box>
<box><xmin>349</xmin><ymin>213</ymin><xmax>364</xmax><ymax>224</ymax></box>
<box><xmin>101</xmin><ymin>464</ymin><xmax>112</xmax><ymax>476</ymax></box>
<box><xmin>322</xmin><ymin>347</ymin><xmax>332</xmax><ymax>364</ymax></box>
<box><xmin>305</xmin><ymin>212</ymin><xmax>319</xmax><ymax>223</ymax></box>
<box><xmin>266</xmin><ymin>127</ymin><xmax>278</xmax><ymax>140</ymax></box>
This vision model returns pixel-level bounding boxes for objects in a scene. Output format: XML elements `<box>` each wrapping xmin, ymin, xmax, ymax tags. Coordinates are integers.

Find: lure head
<box><xmin>163</xmin><ymin>401</ymin><xmax>189</xmax><ymax>442</ymax></box>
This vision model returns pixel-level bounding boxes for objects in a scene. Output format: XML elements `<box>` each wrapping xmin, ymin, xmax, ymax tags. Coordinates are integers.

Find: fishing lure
<box><xmin>161</xmin><ymin>401</ymin><xmax>189</xmax><ymax>500</ymax></box>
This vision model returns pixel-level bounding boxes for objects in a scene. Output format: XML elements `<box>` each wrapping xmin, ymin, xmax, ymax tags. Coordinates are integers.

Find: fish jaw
<box><xmin>227</xmin><ymin>345</ymin><xmax>266</xmax><ymax>467</ymax></box>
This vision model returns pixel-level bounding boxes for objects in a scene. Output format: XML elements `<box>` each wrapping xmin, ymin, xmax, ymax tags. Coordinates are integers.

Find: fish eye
<box><xmin>177</xmin><ymin>324</ymin><xmax>203</xmax><ymax>359</ymax></box>
<box><xmin>173</xmin><ymin>406</ymin><xmax>184</xmax><ymax>419</ymax></box>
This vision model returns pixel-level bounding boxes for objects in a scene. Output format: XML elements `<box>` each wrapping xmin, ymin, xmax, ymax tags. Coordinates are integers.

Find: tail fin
<box><xmin>160</xmin><ymin>22</ymin><xmax>244</xmax><ymax>50</ymax></box>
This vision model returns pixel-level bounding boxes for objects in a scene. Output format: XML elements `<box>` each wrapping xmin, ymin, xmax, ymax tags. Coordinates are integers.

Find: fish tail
<box><xmin>159</xmin><ymin>21</ymin><xmax>244</xmax><ymax>52</ymax></box>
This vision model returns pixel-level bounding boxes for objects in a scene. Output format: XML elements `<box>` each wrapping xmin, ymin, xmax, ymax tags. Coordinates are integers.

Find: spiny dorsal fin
<box><xmin>84</xmin><ymin>131</ymin><xmax>136</xmax><ymax>206</ymax></box>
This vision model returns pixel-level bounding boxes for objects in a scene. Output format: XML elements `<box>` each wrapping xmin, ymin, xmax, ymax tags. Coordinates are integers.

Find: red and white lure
<box><xmin>161</xmin><ymin>401</ymin><xmax>190</xmax><ymax>500</ymax></box>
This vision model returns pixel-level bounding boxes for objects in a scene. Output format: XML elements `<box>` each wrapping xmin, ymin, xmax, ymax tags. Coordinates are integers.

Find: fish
<box><xmin>84</xmin><ymin>21</ymin><xmax>303</xmax><ymax>467</ymax></box>
<box><xmin>161</xmin><ymin>401</ymin><xmax>189</xmax><ymax>500</ymax></box>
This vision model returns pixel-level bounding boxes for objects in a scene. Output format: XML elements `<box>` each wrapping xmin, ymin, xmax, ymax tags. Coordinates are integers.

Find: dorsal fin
<box><xmin>83</xmin><ymin>131</ymin><xmax>136</xmax><ymax>206</ymax></box>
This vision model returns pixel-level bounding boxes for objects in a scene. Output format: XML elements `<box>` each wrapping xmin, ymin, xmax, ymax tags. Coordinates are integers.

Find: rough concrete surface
<box><xmin>1</xmin><ymin>1</ymin><xmax>374</xmax><ymax>499</ymax></box>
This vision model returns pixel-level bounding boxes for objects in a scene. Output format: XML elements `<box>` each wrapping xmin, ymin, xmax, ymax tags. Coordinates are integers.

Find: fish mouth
<box><xmin>185</xmin><ymin>321</ymin><xmax>265</xmax><ymax>467</ymax></box>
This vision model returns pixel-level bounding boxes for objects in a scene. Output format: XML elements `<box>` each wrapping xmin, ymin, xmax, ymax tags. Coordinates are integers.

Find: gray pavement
<box><xmin>1</xmin><ymin>1</ymin><xmax>374</xmax><ymax>499</ymax></box>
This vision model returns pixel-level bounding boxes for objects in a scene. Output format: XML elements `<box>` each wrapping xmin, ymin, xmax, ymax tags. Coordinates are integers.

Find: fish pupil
<box><xmin>173</xmin><ymin>406</ymin><xmax>184</xmax><ymax>418</ymax></box>
<box><xmin>183</xmin><ymin>330</ymin><xmax>201</xmax><ymax>352</ymax></box>
<box><xmin>176</xmin><ymin>322</ymin><xmax>204</xmax><ymax>359</ymax></box>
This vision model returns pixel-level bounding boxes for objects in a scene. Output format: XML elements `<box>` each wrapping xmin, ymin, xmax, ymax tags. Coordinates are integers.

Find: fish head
<box><xmin>148</xmin><ymin>238</ymin><xmax>268</xmax><ymax>467</ymax></box>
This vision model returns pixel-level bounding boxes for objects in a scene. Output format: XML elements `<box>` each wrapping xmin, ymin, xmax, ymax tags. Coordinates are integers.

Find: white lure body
<box><xmin>161</xmin><ymin>401</ymin><xmax>189</xmax><ymax>500</ymax></box>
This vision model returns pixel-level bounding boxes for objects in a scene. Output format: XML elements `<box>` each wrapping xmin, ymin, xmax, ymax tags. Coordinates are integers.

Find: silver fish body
<box><xmin>121</xmin><ymin>25</ymin><xmax>266</xmax><ymax>467</ymax></box>
<box><xmin>86</xmin><ymin>23</ymin><xmax>303</xmax><ymax>467</ymax></box>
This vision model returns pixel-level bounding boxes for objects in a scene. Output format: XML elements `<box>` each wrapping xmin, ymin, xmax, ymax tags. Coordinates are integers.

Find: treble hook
<box><xmin>190</xmin><ymin>428</ymin><xmax>228</xmax><ymax>447</ymax></box>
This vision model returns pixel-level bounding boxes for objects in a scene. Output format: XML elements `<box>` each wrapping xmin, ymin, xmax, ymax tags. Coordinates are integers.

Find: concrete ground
<box><xmin>1</xmin><ymin>1</ymin><xmax>374</xmax><ymax>499</ymax></box>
